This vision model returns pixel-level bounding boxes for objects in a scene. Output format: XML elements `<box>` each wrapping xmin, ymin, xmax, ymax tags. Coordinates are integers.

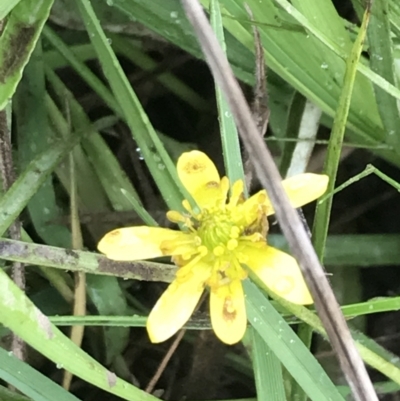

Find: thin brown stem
<box><xmin>0</xmin><ymin>109</ymin><xmax>26</xmax><ymax>361</ymax></box>
<box><xmin>145</xmin><ymin>293</ymin><xmax>208</xmax><ymax>393</ymax></box>
<box><xmin>243</xmin><ymin>4</ymin><xmax>270</xmax><ymax>190</ymax></box>
<box><xmin>145</xmin><ymin>328</ymin><xmax>186</xmax><ymax>394</ymax></box>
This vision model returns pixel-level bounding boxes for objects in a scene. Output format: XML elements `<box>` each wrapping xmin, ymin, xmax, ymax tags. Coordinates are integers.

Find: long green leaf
<box><xmin>0</xmin><ymin>134</ymin><xmax>86</xmax><ymax>237</ymax></box>
<box><xmin>75</xmin><ymin>0</ymin><xmax>185</xmax><ymax>211</ymax></box>
<box><xmin>368</xmin><ymin>0</ymin><xmax>400</xmax><ymax>152</ymax></box>
<box><xmin>244</xmin><ymin>280</ymin><xmax>344</xmax><ymax>401</ymax></box>
<box><xmin>0</xmin><ymin>0</ymin><xmax>53</xmax><ymax>110</ymax></box>
<box><xmin>15</xmin><ymin>39</ymin><xmax>71</xmax><ymax>248</ymax></box>
<box><xmin>312</xmin><ymin>3</ymin><xmax>370</xmax><ymax>260</ymax></box>
<box><xmin>210</xmin><ymin>0</ymin><xmax>244</xmax><ymax>185</ymax></box>
<box><xmin>251</xmin><ymin>329</ymin><xmax>287</xmax><ymax>401</ymax></box>
<box><xmin>0</xmin><ymin>268</ymin><xmax>158</xmax><ymax>401</ymax></box>
<box><xmin>0</xmin><ymin>347</ymin><xmax>80</xmax><ymax>401</ymax></box>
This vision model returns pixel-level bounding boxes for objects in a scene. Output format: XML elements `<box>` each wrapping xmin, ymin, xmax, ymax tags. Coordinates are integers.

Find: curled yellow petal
<box><xmin>147</xmin><ymin>266</ymin><xmax>208</xmax><ymax>343</ymax></box>
<box><xmin>210</xmin><ymin>280</ymin><xmax>247</xmax><ymax>344</ymax></box>
<box><xmin>244</xmin><ymin>245</ymin><xmax>313</xmax><ymax>305</ymax></box>
<box><xmin>98</xmin><ymin>226</ymin><xmax>186</xmax><ymax>261</ymax></box>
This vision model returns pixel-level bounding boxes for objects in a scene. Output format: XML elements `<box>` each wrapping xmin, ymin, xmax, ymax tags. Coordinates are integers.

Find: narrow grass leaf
<box><xmin>110</xmin><ymin>34</ymin><xmax>210</xmax><ymax>112</ymax></box>
<box><xmin>0</xmin><ymin>347</ymin><xmax>81</xmax><ymax>401</ymax></box>
<box><xmin>45</xmin><ymin>67</ymin><xmax>144</xmax><ymax>212</ymax></box>
<box><xmin>0</xmin><ymin>0</ymin><xmax>23</xmax><ymax>19</ymax></box>
<box><xmin>85</xmin><ymin>275</ymin><xmax>130</xmax><ymax>365</ymax></box>
<box><xmin>244</xmin><ymin>280</ymin><xmax>345</xmax><ymax>401</ymax></box>
<box><xmin>265</xmin><ymin>289</ymin><xmax>400</xmax><ymax>387</ymax></box>
<box><xmin>269</xmin><ymin>234</ymin><xmax>400</xmax><ymax>267</ymax></box>
<box><xmin>0</xmin><ymin>0</ymin><xmax>53</xmax><ymax>110</ymax></box>
<box><xmin>75</xmin><ymin>0</ymin><xmax>184</xmax><ymax>211</ymax></box>
<box><xmin>368</xmin><ymin>0</ymin><xmax>400</xmax><ymax>153</ymax></box>
<box><xmin>210</xmin><ymin>0</ymin><xmax>244</xmax><ymax>184</ymax></box>
<box><xmin>116</xmin><ymin>0</ymin><xmax>400</xmax><ymax>167</ymax></box>
<box><xmin>0</xmin><ymin>269</ymin><xmax>158</xmax><ymax>401</ymax></box>
<box><xmin>251</xmin><ymin>328</ymin><xmax>287</xmax><ymax>401</ymax></box>
<box><xmin>45</xmin><ymin>93</ymin><xmax>111</xmax><ymax>213</ymax></box>
<box><xmin>0</xmin><ymin>133</ymin><xmax>86</xmax><ymax>237</ymax></box>
<box><xmin>0</xmin><ymin>384</ymin><xmax>31</xmax><ymax>401</ymax></box>
<box><xmin>14</xmin><ymin>40</ymin><xmax>71</xmax><ymax>247</ymax></box>
<box><xmin>42</xmin><ymin>26</ymin><xmax>122</xmax><ymax>116</ymax></box>
<box><xmin>312</xmin><ymin>3</ymin><xmax>371</xmax><ymax>260</ymax></box>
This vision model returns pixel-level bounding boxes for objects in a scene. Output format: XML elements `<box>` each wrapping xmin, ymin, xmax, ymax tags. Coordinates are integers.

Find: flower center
<box><xmin>196</xmin><ymin>207</ymin><xmax>241</xmax><ymax>256</ymax></box>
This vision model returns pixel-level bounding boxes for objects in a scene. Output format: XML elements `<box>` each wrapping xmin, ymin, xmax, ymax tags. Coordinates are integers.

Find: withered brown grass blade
<box><xmin>179</xmin><ymin>0</ymin><xmax>377</xmax><ymax>400</ymax></box>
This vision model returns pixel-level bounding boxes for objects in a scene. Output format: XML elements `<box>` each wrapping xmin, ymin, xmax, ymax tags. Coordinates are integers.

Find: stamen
<box><xmin>166</xmin><ymin>210</ymin><xmax>186</xmax><ymax>223</ymax></box>
<box><xmin>230</xmin><ymin>226</ymin><xmax>240</xmax><ymax>239</ymax></box>
<box><xmin>229</xmin><ymin>180</ymin><xmax>244</xmax><ymax>207</ymax></box>
<box><xmin>227</xmin><ymin>239</ymin><xmax>238</xmax><ymax>250</ymax></box>
<box><xmin>213</xmin><ymin>246</ymin><xmax>225</xmax><ymax>257</ymax></box>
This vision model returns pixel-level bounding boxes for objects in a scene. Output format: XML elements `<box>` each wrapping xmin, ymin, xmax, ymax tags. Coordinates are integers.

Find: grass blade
<box><xmin>14</xmin><ymin>39</ymin><xmax>71</xmax><ymax>247</ymax></box>
<box><xmin>75</xmin><ymin>0</ymin><xmax>184</xmax><ymax>211</ymax></box>
<box><xmin>312</xmin><ymin>2</ymin><xmax>370</xmax><ymax>261</ymax></box>
<box><xmin>0</xmin><ymin>268</ymin><xmax>158</xmax><ymax>401</ymax></box>
<box><xmin>244</xmin><ymin>280</ymin><xmax>344</xmax><ymax>401</ymax></box>
<box><xmin>251</xmin><ymin>328</ymin><xmax>287</xmax><ymax>401</ymax></box>
<box><xmin>0</xmin><ymin>134</ymin><xmax>86</xmax><ymax>237</ymax></box>
<box><xmin>0</xmin><ymin>0</ymin><xmax>53</xmax><ymax>110</ymax></box>
<box><xmin>210</xmin><ymin>0</ymin><xmax>244</xmax><ymax>185</ymax></box>
<box><xmin>368</xmin><ymin>0</ymin><xmax>400</xmax><ymax>152</ymax></box>
<box><xmin>0</xmin><ymin>347</ymin><xmax>81</xmax><ymax>401</ymax></box>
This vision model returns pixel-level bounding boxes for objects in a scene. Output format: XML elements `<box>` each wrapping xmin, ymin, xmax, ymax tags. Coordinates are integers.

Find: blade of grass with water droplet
<box><xmin>75</xmin><ymin>0</ymin><xmax>185</xmax><ymax>211</ymax></box>
<box><xmin>367</xmin><ymin>0</ymin><xmax>400</xmax><ymax>153</ymax></box>
<box><xmin>251</xmin><ymin>328</ymin><xmax>287</xmax><ymax>401</ymax></box>
<box><xmin>244</xmin><ymin>279</ymin><xmax>345</xmax><ymax>401</ymax></box>
<box><xmin>210</xmin><ymin>0</ymin><xmax>244</xmax><ymax>185</ymax></box>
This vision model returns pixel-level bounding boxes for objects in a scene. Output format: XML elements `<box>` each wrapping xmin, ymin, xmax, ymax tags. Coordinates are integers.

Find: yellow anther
<box><xmin>213</xmin><ymin>246</ymin><xmax>225</xmax><ymax>257</ymax></box>
<box><xmin>229</xmin><ymin>180</ymin><xmax>244</xmax><ymax>206</ymax></box>
<box><xmin>230</xmin><ymin>226</ymin><xmax>240</xmax><ymax>238</ymax></box>
<box><xmin>182</xmin><ymin>199</ymin><xmax>193</xmax><ymax>214</ymax></box>
<box><xmin>227</xmin><ymin>239</ymin><xmax>238</xmax><ymax>251</ymax></box>
<box><xmin>166</xmin><ymin>210</ymin><xmax>186</xmax><ymax>223</ymax></box>
<box><xmin>198</xmin><ymin>245</ymin><xmax>208</xmax><ymax>257</ymax></box>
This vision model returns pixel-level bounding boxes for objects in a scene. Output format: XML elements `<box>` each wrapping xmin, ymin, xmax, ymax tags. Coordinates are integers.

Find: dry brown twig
<box><xmin>0</xmin><ymin>109</ymin><xmax>26</xmax><ymax>362</ymax></box>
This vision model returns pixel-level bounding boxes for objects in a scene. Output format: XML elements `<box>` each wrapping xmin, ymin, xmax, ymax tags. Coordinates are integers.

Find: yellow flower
<box><xmin>98</xmin><ymin>151</ymin><xmax>328</xmax><ymax>345</ymax></box>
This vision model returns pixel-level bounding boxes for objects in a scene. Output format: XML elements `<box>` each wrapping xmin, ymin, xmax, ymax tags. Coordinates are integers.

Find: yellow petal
<box><xmin>146</xmin><ymin>267</ymin><xmax>208</xmax><ymax>343</ymax></box>
<box><xmin>98</xmin><ymin>226</ymin><xmax>186</xmax><ymax>261</ymax></box>
<box><xmin>177</xmin><ymin>151</ymin><xmax>220</xmax><ymax>193</ymax></box>
<box><xmin>177</xmin><ymin>151</ymin><xmax>224</xmax><ymax>208</ymax></box>
<box><xmin>210</xmin><ymin>280</ymin><xmax>247</xmax><ymax>344</ymax></box>
<box><xmin>265</xmin><ymin>174</ymin><xmax>329</xmax><ymax>215</ymax></box>
<box><xmin>244</xmin><ymin>244</ymin><xmax>313</xmax><ymax>305</ymax></box>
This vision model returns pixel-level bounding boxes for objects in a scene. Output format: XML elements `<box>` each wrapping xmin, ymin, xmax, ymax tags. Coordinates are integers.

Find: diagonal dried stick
<box><xmin>243</xmin><ymin>3</ymin><xmax>270</xmax><ymax>190</ymax></box>
<box><xmin>179</xmin><ymin>0</ymin><xmax>377</xmax><ymax>400</ymax></box>
<box><xmin>0</xmin><ymin>108</ymin><xmax>26</xmax><ymax>362</ymax></box>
